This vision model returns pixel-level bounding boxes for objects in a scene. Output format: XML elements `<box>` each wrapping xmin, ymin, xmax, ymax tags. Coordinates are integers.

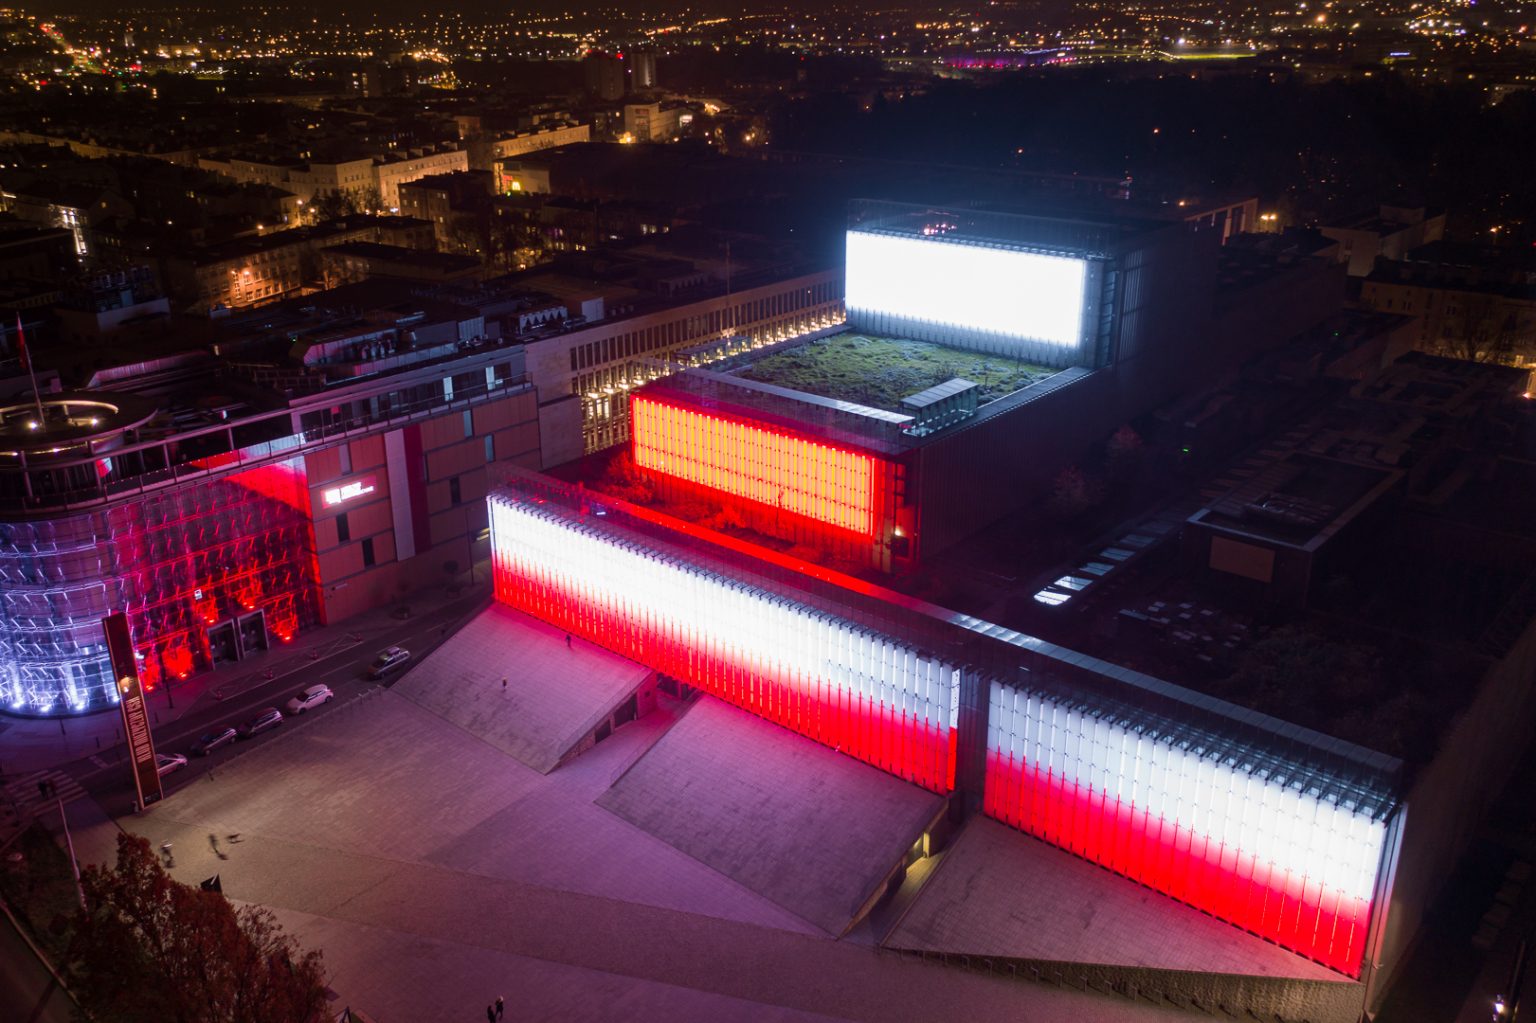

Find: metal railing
<box><xmin>3</xmin><ymin>374</ymin><xmax>531</xmax><ymax>516</ymax></box>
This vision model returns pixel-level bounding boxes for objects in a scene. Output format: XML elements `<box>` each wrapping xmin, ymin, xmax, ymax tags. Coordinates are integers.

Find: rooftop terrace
<box><xmin>734</xmin><ymin>333</ymin><xmax>1058</xmax><ymax>414</ymax></box>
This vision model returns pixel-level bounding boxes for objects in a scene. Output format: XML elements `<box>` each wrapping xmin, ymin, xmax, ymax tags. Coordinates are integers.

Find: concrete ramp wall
<box><xmin>395</xmin><ymin>604</ymin><xmax>654</xmax><ymax>773</ymax></box>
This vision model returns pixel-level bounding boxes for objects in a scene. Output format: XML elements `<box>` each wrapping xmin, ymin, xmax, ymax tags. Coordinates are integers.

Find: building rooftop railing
<box><xmin>0</xmin><ymin>365</ymin><xmax>531</xmax><ymax>516</ymax></box>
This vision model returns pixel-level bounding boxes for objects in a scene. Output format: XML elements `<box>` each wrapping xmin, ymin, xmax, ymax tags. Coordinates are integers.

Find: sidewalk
<box><xmin>0</xmin><ymin>559</ymin><xmax>495</xmax><ymax>779</ymax></box>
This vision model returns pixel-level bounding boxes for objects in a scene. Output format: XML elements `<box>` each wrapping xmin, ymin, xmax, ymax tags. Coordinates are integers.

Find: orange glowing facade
<box><xmin>631</xmin><ymin>394</ymin><xmax>890</xmax><ymax>538</ymax></box>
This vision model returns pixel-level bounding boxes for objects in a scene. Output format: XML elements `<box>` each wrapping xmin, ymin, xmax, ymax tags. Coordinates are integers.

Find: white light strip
<box><xmin>986</xmin><ymin>680</ymin><xmax>1385</xmax><ymax>905</ymax></box>
<box><xmin>490</xmin><ymin>496</ymin><xmax>958</xmax><ymax>730</ymax></box>
<box><xmin>845</xmin><ymin>231</ymin><xmax>1088</xmax><ymax>348</ymax></box>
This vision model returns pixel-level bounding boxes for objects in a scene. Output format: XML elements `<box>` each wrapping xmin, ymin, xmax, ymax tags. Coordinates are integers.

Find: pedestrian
<box><xmin>495</xmin><ymin>995</ymin><xmax>504</xmax><ymax>1019</ymax></box>
<box><xmin>486</xmin><ymin>1004</ymin><xmax>496</xmax><ymax>1023</ymax></box>
<box><xmin>565</xmin><ymin>632</ymin><xmax>572</xmax><ymax>649</ymax></box>
<box><xmin>502</xmin><ymin>677</ymin><xmax>508</xmax><ymax>691</ymax></box>
<box><xmin>37</xmin><ymin>779</ymin><xmax>48</xmax><ymax>800</ymax></box>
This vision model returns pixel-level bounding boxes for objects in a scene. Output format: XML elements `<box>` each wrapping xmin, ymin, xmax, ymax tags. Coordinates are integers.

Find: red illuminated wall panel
<box><xmin>631</xmin><ymin>394</ymin><xmax>882</xmax><ymax>536</ymax></box>
<box><xmin>489</xmin><ymin>493</ymin><xmax>957</xmax><ymax>793</ymax></box>
<box><xmin>984</xmin><ymin>681</ymin><xmax>1387</xmax><ymax>976</ymax></box>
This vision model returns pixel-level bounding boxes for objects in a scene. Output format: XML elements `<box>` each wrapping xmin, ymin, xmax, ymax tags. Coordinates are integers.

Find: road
<box><xmin>72</xmin><ymin>591</ymin><xmax>490</xmax><ymax>820</ymax></box>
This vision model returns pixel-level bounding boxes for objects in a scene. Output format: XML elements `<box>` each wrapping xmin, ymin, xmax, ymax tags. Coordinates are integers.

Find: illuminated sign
<box><xmin>322</xmin><ymin>475</ymin><xmax>377</xmax><ymax>507</ymax></box>
<box><xmin>845</xmin><ymin>230</ymin><xmax>1089</xmax><ymax>350</ymax></box>
<box><xmin>489</xmin><ymin>494</ymin><xmax>957</xmax><ymax>793</ymax></box>
<box><xmin>984</xmin><ymin>680</ymin><xmax>1386</xmax><ymax>975</ymax></box>
<box><xmin>631</xmin><ymin>395</ymin><xmax>879</xmax><ymax>535</ymax></box>
<box><xmin>103</xmin><ymin>612</ymin><xmax>163</xmax><ymax>809</ymax></box>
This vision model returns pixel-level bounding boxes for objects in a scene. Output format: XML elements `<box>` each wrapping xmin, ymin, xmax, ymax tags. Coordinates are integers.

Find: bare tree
<box><xmin>1435</xmin><ymin>293</ymin><xmax>1533</xmax><ymax>365</ymax></box>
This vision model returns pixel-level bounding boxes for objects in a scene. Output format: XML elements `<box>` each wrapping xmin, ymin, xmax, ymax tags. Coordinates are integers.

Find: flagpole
<box><xmin>15</xmin><ymin>313</ymin><xmax>45</xmax><ymax>427</ymax></box>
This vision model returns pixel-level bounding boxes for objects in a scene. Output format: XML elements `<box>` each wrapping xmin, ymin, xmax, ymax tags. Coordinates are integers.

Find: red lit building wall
<box><xmin>489</xmin><ymin>493</ymin><xmax>957</xmax><ymax>793</ymax></box>
<box><xmin>983</xmin><ymin>679</ymin><xmax>1388</xmax><ymax>976</ymax></box>
<box><xmin>0</xmin><ymin>458</ymin><xmax>321</xmax><ymax>714</ymax></box>
<box><xmin>630</xmin><ymin>395</ymin><xmax>908</xmax><ymax>565</ymax></box>
<box><xmin>308</xmin><ymin>387</ymin><xmax>542</xmax><ymax>625</ymax></box>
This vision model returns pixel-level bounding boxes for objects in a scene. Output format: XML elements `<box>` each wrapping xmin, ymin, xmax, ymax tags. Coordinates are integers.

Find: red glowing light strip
<box><xmin>489</xmin><ymin>501</ymin><xmax>955</xmax><ymax>794</ymax></box>
<box><xmin>983</xmin><ymin>752</ymin><xmax>1374</xmax><ymax>975</ymax></box>
<box><xmin>631</xmin><ymin>394</ymin><xmax>877</xmax><ymax>536</ymax></box>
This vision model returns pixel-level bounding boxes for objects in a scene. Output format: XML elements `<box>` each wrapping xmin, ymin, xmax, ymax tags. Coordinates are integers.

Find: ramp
<box><xmin>394</xmin><ymin>603</ymin><xmax>653</xmax><ymax>773</ymax></box>
<box><xmin>597</xmin><ymin>697</ymin><xmax>945</xmax><ymax>935</ymax></box>
<box><xmin>884</xmin><ymin>817</ymin><xmax>1359</xmax><ymax>1018</ymax></box>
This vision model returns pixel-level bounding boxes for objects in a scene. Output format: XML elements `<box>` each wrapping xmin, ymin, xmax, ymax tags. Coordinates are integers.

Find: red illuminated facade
<box><xmin>983</xmin><ymin>755</ymin><xmax>1375</xmax><ymax>974</ymax></box>
<box><xmin>632</xmin><ymin>394</ymin><xmax>886</xmax><ymax>535</ymax></box>
<box><xmin>628</xmin><ymin>393</ymin><xmax>912</xmax><ymax>571</ymax></box>
<box><xmin>982</xmin><ymin>682</ymin><xmax>1389</xmax><ymax>976</ymax></box>
<box><xmin>488</xmin><ymin>476</ymin><xmax>1399</xmax><ymax>980</ymax></box>
<box><xmin>489</xmin><ymin>492</ymin><xmax>957</xmax><ymax>794</ymax></box>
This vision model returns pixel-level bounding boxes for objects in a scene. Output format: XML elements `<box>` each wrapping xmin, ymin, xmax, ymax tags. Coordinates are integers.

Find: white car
<box><xmin>155</xmin><ymin>753</ymin><xmax>188</xmax><ymax>777</ymax></box>
<box><xmin>284</xmin><ymin>684</ymin><xmax>334</xmax><ymax>715</ymax></box>
<box><xmin>367</xmin><ymin>646</ymin><xmax>411</xmax><ymax>679</ymax></box>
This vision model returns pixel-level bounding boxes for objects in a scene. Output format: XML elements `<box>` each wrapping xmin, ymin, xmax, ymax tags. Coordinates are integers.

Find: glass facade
<box><xmin>489</xmin><ymin>491</ymin><xmax>958</xmax><ymax>793</ymax></box>
<box><xmin>983</xmin><ymin>680</ymin><xmax>1387</xmax><ymax>975</ymax></box>
<box><xmin>631</xmin><ymin>394</ymin><xmax>882</xmax><ymax>536</ymax></box>
<box><xmin>0</xmin><ymin>459</ymin><xmax>321</xmax><ymax>715</ymax></box>
<box><xmin>485</xmin><ymin>476</ymin><xmax>1397</xmax><ymax>977</ymax></box>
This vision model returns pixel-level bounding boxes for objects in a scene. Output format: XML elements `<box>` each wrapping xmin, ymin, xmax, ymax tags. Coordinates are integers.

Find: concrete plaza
<box><xmin>53</xmin><ymin>656</ymin><xmax>1216</xmax><ymax>1021</ymax></box>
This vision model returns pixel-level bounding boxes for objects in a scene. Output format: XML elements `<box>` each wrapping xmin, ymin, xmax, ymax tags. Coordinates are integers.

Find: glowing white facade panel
<box><xmin>489</xmin><ymin>494</ymin><xmax>958</xmax><ymax>791</ymax></box>
<box><xmin>984</xmin><ymin>680</ymin><xmax>1387</xmax><ymax>975</ymax></box>
<box><xmin>845</xmin><ymin>230</ymin><xmax>1090</xmax><ymax>354</ymax></box>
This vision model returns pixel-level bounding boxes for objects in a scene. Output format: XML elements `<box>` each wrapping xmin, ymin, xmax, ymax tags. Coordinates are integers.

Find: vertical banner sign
<box><xmin>103</xmin><ymin>612</ymin><xmax>164</xmax><ymax>808</ymax></box>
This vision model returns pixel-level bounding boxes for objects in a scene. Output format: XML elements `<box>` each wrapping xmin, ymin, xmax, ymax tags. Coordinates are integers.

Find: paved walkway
<box><xmin>886</xmin><ymin>816</ymin><xmax>1344</xmax><ymax>981</ymax></box>
<box><xmin>48</xmin><ymin>686</ymin><xmax>1204</xmax><ymax>1022</ymax></box>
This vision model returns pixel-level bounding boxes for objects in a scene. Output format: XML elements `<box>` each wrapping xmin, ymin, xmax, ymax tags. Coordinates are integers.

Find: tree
<box><xmin>1105</xmin><ymin>424</ymin><xmax>1145</xmax><ymax>481</ymax></box>
<box><xmin>1049</xmin><ymin>465</ymin><xmax>1102</xmax><ymax>518</ymax></box>
<box><xmin>68</xmin><ymin>833</ymin><xmax>328</xmax><ymax>1023</ymax></box>
<box><xmin>1435</xmin><ymin>293</ymin><xmax>1533</xmax><ymax>365</ymax></box>
<box><xmin>310</xmin><ymin>189</ymin><xmax>356</xmax><ymax>222</ymax></box>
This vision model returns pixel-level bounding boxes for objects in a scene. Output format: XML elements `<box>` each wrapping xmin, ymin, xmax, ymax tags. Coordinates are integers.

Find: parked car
<box><xmin>190</xmin><ymin>727</ymin><xmax>237</xmax><ymax>756</ymax></box>
<box><xmin>155</xmin><ymin>753</ymin><xmax>188</xmax><ymax>776</ymax></box>
<box><xmin>284</xmin><ymin>684</ymin><xmax>334</xmax><ymax>715</ymax></box>
<box><xmin>238</xmin><ymin>707</ymin><xmax>284</xmax><ymax>739</ymax></box>
<box><xmin>367</xmin><ymin>646</ymin><xmax>412</xmax><ymax>680</ymax></box>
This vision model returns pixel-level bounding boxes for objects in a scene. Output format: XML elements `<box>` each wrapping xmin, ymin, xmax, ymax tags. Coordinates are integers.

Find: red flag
<box><xmin>13</xmin><ymin>314</ymin><xmax>28</xmax><ymax>373</ymax></box>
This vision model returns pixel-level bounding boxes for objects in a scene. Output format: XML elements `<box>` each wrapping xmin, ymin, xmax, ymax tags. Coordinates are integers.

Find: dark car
<box><xmin>367</xmin><ymin>646</ymin><xmax>411</xmax><ymax>680</ymax></box>
<box><xmin>237</xmin><ymin>707</ymin><xmax>283</xmax><ymax>739</ymax></box>
<box><xmin>190</xmin><ymin>727</ymin><xmax>238</xmax><ymax>756</ymax></box>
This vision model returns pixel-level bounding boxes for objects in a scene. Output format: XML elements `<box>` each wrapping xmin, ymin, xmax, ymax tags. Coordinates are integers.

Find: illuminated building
<box><xmin>200</xmin><ymin>143</ymin><xmax>469</xmax><ymax>212</ymax></box>
<box><xmin>0</xmin><ymin>299</ymin><xmax>537</xmax><ymax>716</ymax></box>
<box><xmin>165</xmin><ymin>215</ymin><xmax>436</xmax><ymax>314</ymax></box>
<box><xmin>624</xmin><ymin>201</ymin><xmax>1217</xmax><ymax>568</ymax></box>
<box><xmin>622</xmin><ymin>102</ymin><xmax>683</xmax><ymax>143</ymax></box>
<box><xmin>483</xmin><ymin>124</ymin><xmax>592</xmax><ymax>181</ymax></box>
<box><xmin>484</xmin><ymin>200</ymin><xmax>1536</xmax><ymax>1013</ymax></box>
<box><xmin>487</xmin><ymin>470</ymin><xmax>1401</xmax><ymax>978</ymax></box>
<box><xmin>525</xmin><ymin>266</ymin><xmax>846</xmax><ymax>455</ymax></box>
<box><xmin>1</xmin><ymin>253</ymin><xmax>852</xmax><ymax>715</ymax></box>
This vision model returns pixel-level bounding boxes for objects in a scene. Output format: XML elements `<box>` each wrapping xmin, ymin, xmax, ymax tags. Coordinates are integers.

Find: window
<box><xmin>485</xmin><ymin>435</ymin><xmax>495</xmax><ymax>462</ymax></box>
<box><xmin>463</xmin><ymin>410</ymin><xmax>474</xmax><ymax>438</ymax></box>
<box><xmin>338</xmin><ymin>445</ymin><xmax>352</xmax><ymax>475</ymax></box>
<box><xmin>336</xmin><ymin>513</ymin><xmax>350</xmax><ymax>543</ymax></box>
<box><xmin>361</xmin><ymin>537</ymin><xmax>376</xmax><ymax>567</ymax></box>
<box><xmin>449</xmin><ymin>477</ymin><xmax>462</xmax><ymax>505</ymax></box>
